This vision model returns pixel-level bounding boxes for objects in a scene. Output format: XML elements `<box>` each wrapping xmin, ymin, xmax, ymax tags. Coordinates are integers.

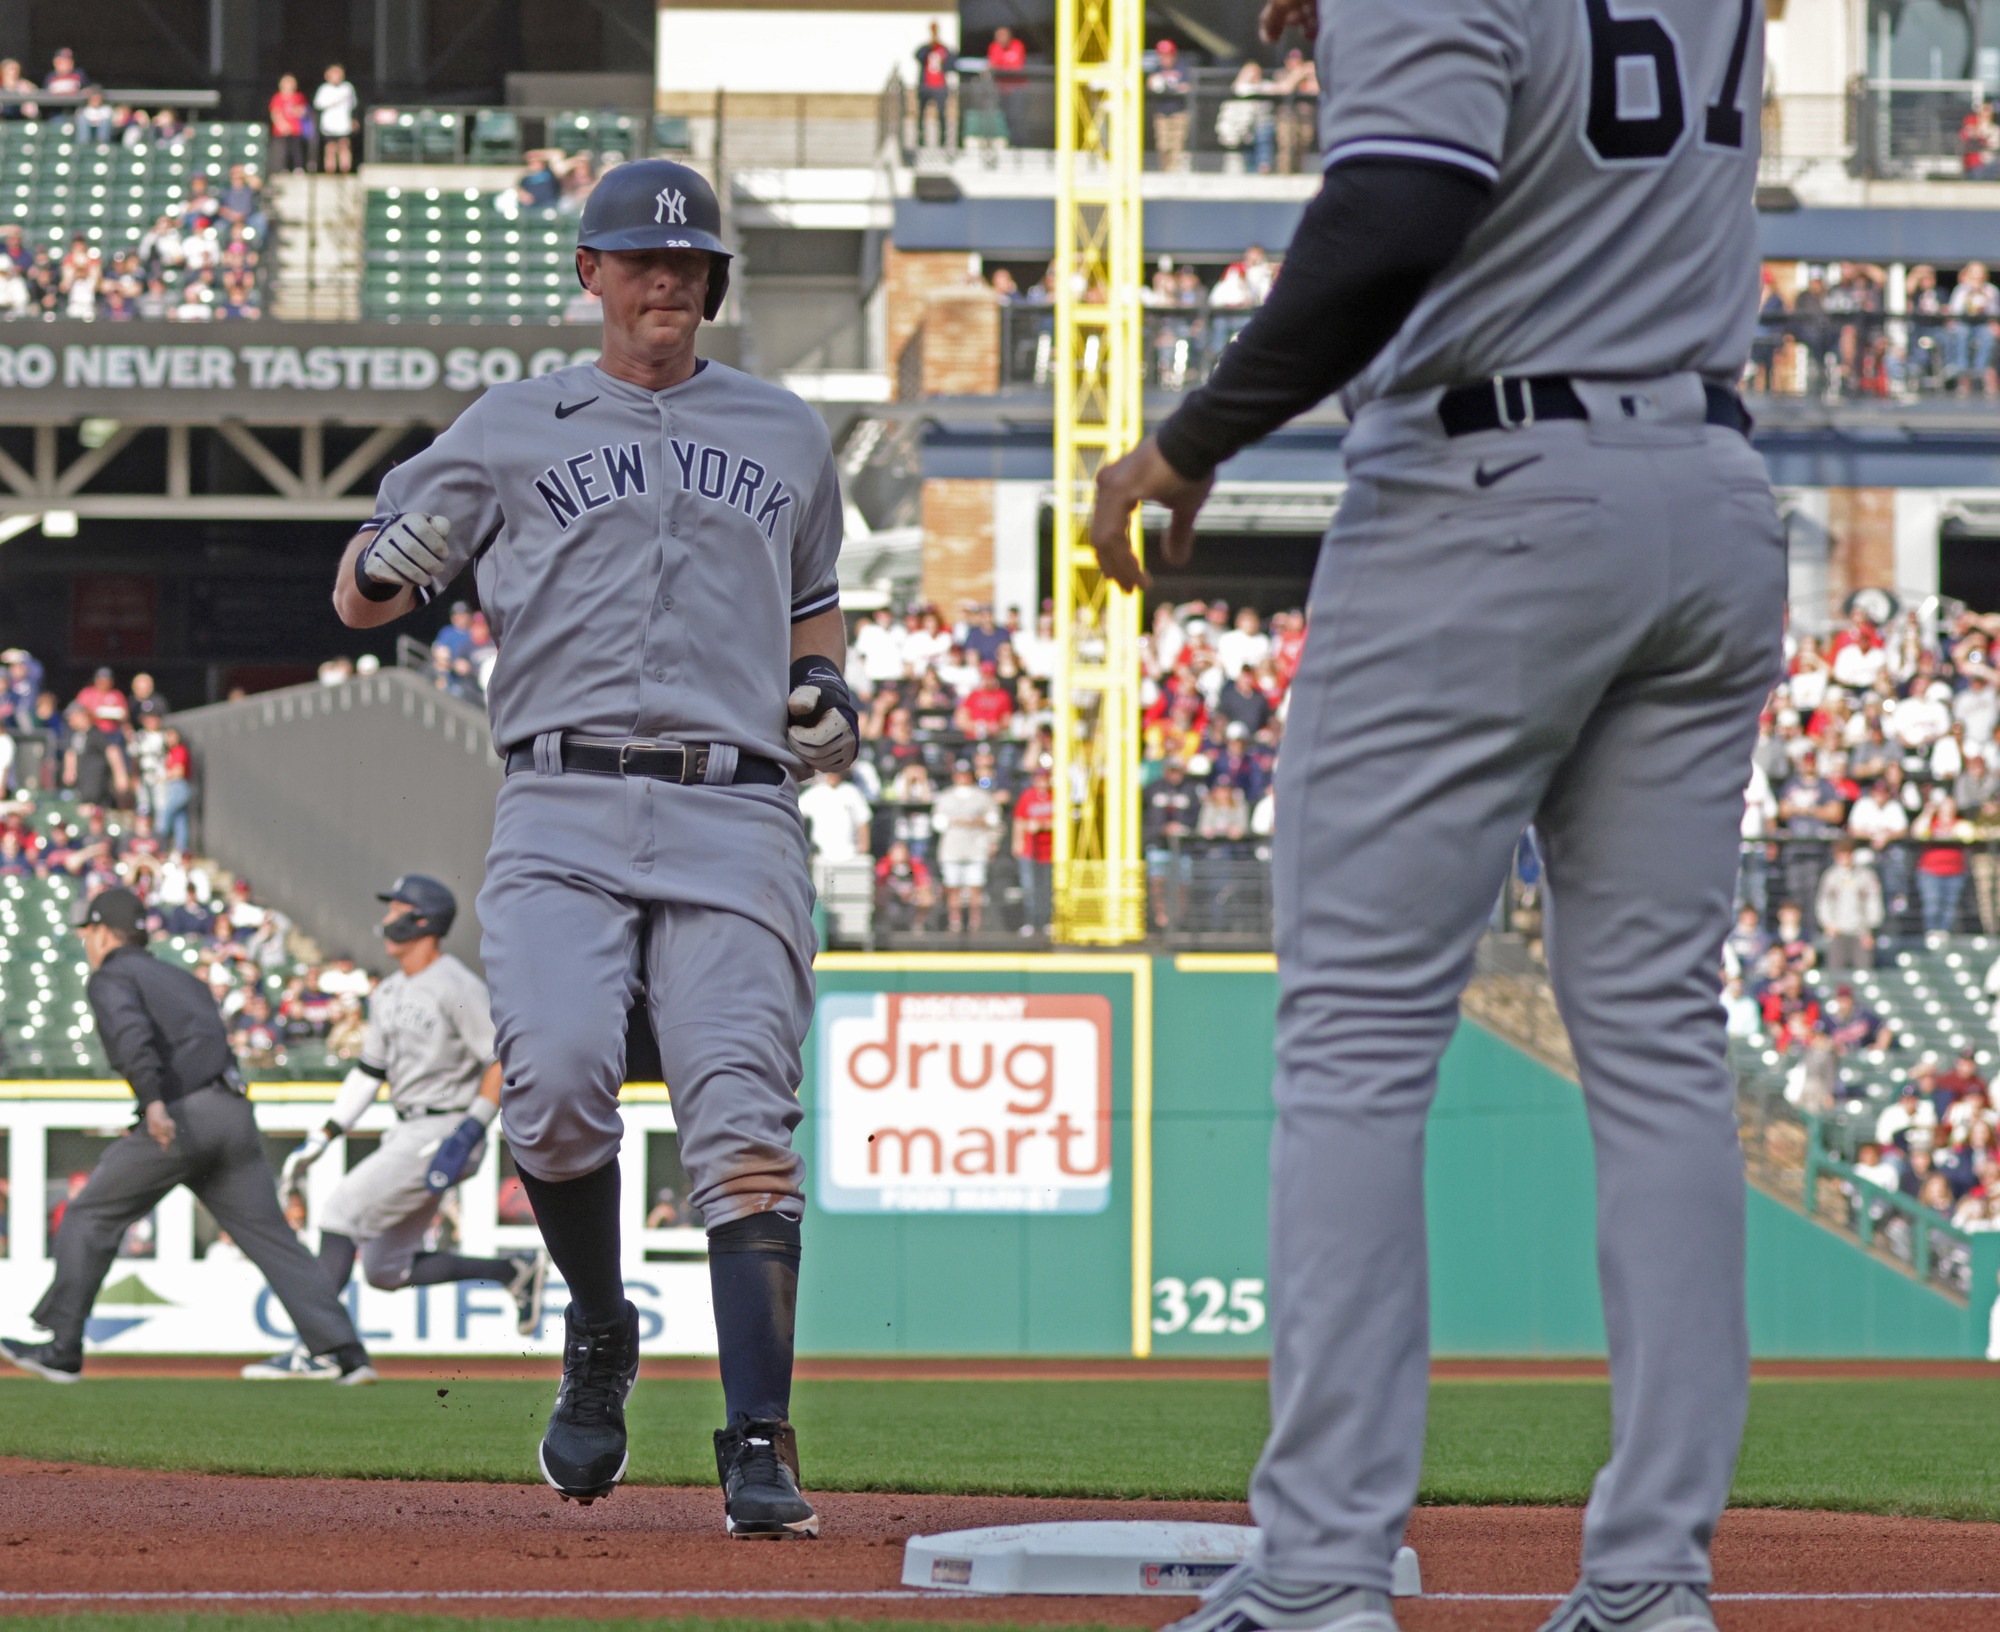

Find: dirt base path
<box><xmin>0</xmin><ymin>1460</ymin><xmax>1992</xmax><ymax>1632</ymax></box>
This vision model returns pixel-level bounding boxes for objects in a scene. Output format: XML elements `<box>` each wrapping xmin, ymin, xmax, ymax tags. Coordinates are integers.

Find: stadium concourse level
<box><xmin>0</xmin><ymin>118</ymin><xmax>270</xmax><ymax>321</ymax></box>
<box><xmin>0</xmin><ymin>651</ymin><xmax>368</xmax><ymax>1081</ymax></box>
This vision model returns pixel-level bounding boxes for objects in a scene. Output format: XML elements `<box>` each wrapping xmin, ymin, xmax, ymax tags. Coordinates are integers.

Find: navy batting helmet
<box><xmin>576</xmin><ymin>159</ymin><xmax>731</xmax><ymax>320</ymax></box>
<box><xmin>377</xmin><ymin>874</ymin><xmax>457</xmax><ymax>944</ymax></box>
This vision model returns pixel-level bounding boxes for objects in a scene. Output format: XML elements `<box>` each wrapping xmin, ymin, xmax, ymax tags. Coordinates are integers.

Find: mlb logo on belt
<box><xmin>654</xmin><ymin>187</ymin><xmax>688</xmax><ymax>225</ymax></box>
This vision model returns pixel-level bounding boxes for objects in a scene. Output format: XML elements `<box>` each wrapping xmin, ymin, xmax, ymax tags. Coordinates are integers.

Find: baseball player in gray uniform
<box><xmin>330</xmin><ymin>159</ymin><xmax>853</xmax><ymax>1538</ymax></box>
<box><xmin>1092</xmin><ymin>0</ymin><xmax>1779</xmax><ymax>1628</ymax></box>
<box><xmin>243</xmin><ymin>874</ymin><xmax>546</xmax><ymax>1378</ymax></box>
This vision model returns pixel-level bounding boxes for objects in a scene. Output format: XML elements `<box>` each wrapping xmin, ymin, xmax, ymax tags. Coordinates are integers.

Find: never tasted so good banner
<box><xmin>0</xmin><ymin>322</ymin><xmax>605</xmax><ymax>422</ymax></box>
<box><xmin>0</xmin><ymin>1258</ymin><xmax>718</xmax><ymax>1358</ymax></box>
<box><xmin>816</xmin><ymin>992</ymin><xmax>1114</xmax><ymax>1213</ymax></box>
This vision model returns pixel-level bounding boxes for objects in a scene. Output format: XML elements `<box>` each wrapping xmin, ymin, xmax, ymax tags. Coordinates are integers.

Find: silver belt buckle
<box><xmin>617</xmin><ymin>741</ymin><xmax>638</xmax><ymax>776</ymax></box>
<box><xmin>1493</xmin><ymin>376</ymin><xmax>1534</xmax><ymax>430</ymax></box>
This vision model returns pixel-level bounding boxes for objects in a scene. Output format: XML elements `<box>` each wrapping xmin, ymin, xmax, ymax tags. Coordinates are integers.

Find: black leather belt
<box><xmin>1437</xmin><ymin>376</ymin><xmax>1753</xmax><ymax>438</ymax></box>
<box><xmin>504</xmin><ymin>737</ymin><xmax>786</xmax><ymax>786</ymax></box>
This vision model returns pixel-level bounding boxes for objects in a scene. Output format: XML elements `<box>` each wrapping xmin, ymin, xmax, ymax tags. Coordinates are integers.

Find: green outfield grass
<box><xmin>0</xmin><ymin>1377</ymin><xmax>1995</xmax><ymax>1520</ymax></box>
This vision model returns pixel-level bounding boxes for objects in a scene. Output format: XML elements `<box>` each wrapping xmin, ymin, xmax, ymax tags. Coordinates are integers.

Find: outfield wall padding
<box><xmin>799</xmin><ymin>957</ymin><xmax>1999</xmax><ymax>1359</ymax></box>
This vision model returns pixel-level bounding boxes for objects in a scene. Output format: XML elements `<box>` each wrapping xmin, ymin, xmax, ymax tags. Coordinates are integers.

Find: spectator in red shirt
<box><xmin>987</xmin><ymin>26</ymin><xmax>1028</xmax><ymax>146</ymax></box>
<box><xmin>1938</xmin><ymin>1048</ymin><xmax>1988</xmax><ymax>1104</ymax></box>
<box><xmin>1012</xmin><ymin>764</ymin><xmax>1055</xmax><ymax>936</ymax></box>
<box><xmin>874</xmin><ymin>839</ymin><xmax>936</xmax><ymax>932</ymax></box>
<box><xmin>956</xmin><ymin>663</ymin><xmax>1014</xmax><ymax>738</ymax></box>
<box><xmin>269</xmin><ymin>75</ymin><xmax>310</xmax><ymax>172</ymax></box>
<box><xmin>914</xmin><ymin>23</ymin><xmax>953</xmax><ymax>148</ymax></box>
<box><xmin>73</xmin><ymin>665</ymin><xmax>125</xmax><ymax>724</ymax></box>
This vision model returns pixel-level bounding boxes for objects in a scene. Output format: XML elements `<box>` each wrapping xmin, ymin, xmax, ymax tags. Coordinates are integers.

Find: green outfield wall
<box><xmin>795</xmin><ymin>954</ymin><xmax>1999</xmax><ymax>1359</ymax></box>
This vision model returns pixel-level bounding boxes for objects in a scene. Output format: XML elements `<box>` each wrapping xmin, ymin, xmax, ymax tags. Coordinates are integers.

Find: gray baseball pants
<box><xmin>1258</xmin><ymin>377</ymin><xmax>1785</xmax><ymax>1590</ymax></box>
<box><xmin>34</xmin><ymin>1084</ymin><xmax>362</xmax><ymax>1360</ymax></box>
<box><xmin>478</xmin><ymin>767</ymin><xmax>817</xmax><ymax>1223</ymax></box>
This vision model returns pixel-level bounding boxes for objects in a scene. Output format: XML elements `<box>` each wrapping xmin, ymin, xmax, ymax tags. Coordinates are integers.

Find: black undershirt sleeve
<box><xmin>1154</xmin><ymin>159</ymin><xmax>1495</xmax><ymax>482</ymax></box>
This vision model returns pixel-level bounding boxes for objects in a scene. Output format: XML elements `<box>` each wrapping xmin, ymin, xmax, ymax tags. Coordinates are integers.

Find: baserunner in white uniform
<box><xmin>330</xmin><ymin>160</ymin><xmax>855</xmax><ymax>1538</ymax></box>
<box><xmin>1092</xmin><ymin>0</ymin><xmax>1781</xmax><ymax>1629</ymax></box>
<box><xmin>243</xmin><ymin>875</ymin><xmax>546</xmax><ymax>1378</ymax></box>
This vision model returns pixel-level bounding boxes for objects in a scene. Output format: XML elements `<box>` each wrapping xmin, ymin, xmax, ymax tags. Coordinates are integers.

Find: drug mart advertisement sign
<box><xmin>816</xmin><ymin>992</ymin><xmax>1113</xmax><ymax>1213</ymax></box>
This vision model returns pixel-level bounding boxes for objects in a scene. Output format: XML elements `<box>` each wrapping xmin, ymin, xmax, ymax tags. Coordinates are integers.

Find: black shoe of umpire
<box><xmin>716</xmin><ymin>1419</ymin><xmax>820</xmax><ymax>1538</ymax></box>
<box><xmin>1</xmin><ymin>1336</ymin><xmax>81</xmax><ymax>1383</ymax></box>
<box><xmin>537</xmin><ymin>1300</ymin><xmax>640</xmax><ymax>1504</ymax></box>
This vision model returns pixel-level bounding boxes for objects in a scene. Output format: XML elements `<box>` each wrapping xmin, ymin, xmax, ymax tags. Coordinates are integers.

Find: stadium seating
<box><xmin>362</xmin><ymin>185</ymin><xmax>576</xmax><ymax>323</ymax></box>
<box><xmin>1735</xmin><ymin>942</ymin><xmax>2000</xmax><ymax>1153</ymax></box>
<box><xmin>0</xmin><ymin>804</ymin><xmax>342</xmax><ymax>1081</ymax></box>
<box><xmin>0</xmin><ymin>122</ymin><xmax>267</xmax><ymax>252</ymax></box>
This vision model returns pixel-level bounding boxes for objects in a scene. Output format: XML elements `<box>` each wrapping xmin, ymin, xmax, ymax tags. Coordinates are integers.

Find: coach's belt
<box><xmin>1437</xmin><ymin>376</ymin><xmax>1753</xmax><ymax>438</ymax></box>
<box><xmin>504</xmin><ymin>736</ymin><xmax>786</xmax><ymax>787</ymax></box>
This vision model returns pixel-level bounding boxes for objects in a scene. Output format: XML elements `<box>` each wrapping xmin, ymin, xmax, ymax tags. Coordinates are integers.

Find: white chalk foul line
<box><xmin>6</xmin><ymin>1590</ymin><xmax>2000</xmax><ymax>1605</ymax></box>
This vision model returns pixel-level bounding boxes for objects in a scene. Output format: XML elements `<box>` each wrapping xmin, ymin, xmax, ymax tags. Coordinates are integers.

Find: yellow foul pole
<box><xmin>1051</xmin><ymin>0</ymin><xmax>1144</xmax><ymax>944</ymax></box>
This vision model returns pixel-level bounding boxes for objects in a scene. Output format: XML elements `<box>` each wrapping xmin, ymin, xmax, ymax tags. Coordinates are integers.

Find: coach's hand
<box><xmin>1258</xmin><ymin>0</ymin><xmax>1317</xmax><ymax>42</ymax></box>
<box><xmin>355</xmin><ymin>512</ymin><xmax>451</xmax><ymax>602</ymax></box>
<box><xmin>1090</xmin><ymin>436</ymin><xmax>1213</xmax><ymax>595</ymax></box>
<box><xmin>787</xmin><ymin>657</ymin><xmax>860</xmax><ymax>773</ymax></box>
<box><xmin>144</xmin><ymin>1101</ymin><xmax>176</xmax><ymax>1152</ymax></box>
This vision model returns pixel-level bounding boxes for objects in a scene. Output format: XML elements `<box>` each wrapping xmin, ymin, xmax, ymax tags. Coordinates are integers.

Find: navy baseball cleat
<box><xmin>1531</xmin><ymin>1583</ymin><xmax>1717</xmax><ymax>1632</ymax></box>
<box><xmin>715</xmin><ymin>1420</ymin><xmax>819</xmax><ymax>1538</ymax></box>
<box><xmin>2</xmin><ymin>1336</ymin><xmax>81</xmax><ymax>1383</ymax></box>
<box><xmin>1153</xmin><ymin>1560</ymin><xmax>1397</xmax><ymax>1632</ymax></box>
<box><xmin>539</xmin><ymin>1300</ymin><xmax>640</xmax><ymax>1504</ymax></box>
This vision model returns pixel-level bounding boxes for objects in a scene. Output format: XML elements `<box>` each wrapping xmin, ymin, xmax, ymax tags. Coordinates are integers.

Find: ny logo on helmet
<box><xmin>655</xmin><ymin>187</ymin><xmax>688</xmax><ymax>225</ymax></box>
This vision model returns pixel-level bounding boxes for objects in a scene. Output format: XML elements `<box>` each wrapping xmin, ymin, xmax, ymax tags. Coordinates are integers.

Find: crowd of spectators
<box><xmin>910</xmin><ymin>29</ymin><xmax>1319</xmax><ymax>173</ymax></box>
<box><xmin>267</xmin><ymin>64</ymin><xmax>357</xmax><ymax>174</ymax></box>
<box><xmin>787</xmin><ymin>595</ymin><xmax>1297</xmax><ymax>936</ymax></box>
<box><xmin>1721</xmin><ymin>598</ymin><xmax>2000</xmax><ymax>1247</ymax></box>
<box><xmin>1748</xmin><ymin>259</ymin><xmax>2000</xmax><ymax>400</ymax></box>
<box><xmin>0</xmin><ymin>649</ymin><xmax>387</xmax><ymax>1076</ymax></box>
<box><xmin>0</xmin><ymin>47</ymin><xmax>272</xmax><ymax>322</ymax></box>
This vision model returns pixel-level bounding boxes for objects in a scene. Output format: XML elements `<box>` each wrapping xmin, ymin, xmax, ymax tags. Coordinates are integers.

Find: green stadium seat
<box><xmin>470</xmin><ymin>109</ymin><xmax>521</xmax><ymax>165</ymax></box>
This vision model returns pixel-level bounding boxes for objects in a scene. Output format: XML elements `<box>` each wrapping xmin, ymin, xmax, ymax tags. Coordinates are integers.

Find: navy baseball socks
<box><xmin>520</xmin><ymin>1161</ymin><xmax>637</xmax><ymax>1502</ymax></box>
<box><xmin>709</xmin><ymin>1212</ymin><xmax>817</xmax><ymax>1537</ymax></box>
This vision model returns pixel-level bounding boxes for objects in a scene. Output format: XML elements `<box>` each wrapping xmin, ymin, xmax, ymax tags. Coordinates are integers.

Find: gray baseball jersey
<box><xmin>361</xmin><ymin>952</ymin><xmax>496</xmax><ymax>1114</ymax></box>
<box><xmin>1320</xmin><ymin>0</ymin><xmax>1762</xmax><ymax>408</ymax></box>
<box><xmin>369</xmin><ymin>359</ymin><xmax>843</xmax><ymax>765</ymax></box>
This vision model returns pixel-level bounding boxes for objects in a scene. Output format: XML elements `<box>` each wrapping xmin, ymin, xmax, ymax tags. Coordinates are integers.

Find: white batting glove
<box><xmin>357</xmin><ymin>512</ymin><xmax>451</xmax><ymax>599</ymax></box>
<box><xmin>788</xmin><ymin>685</ymin><xmax>859</xmax><ymax>773</ymax></box>
<box><xmin>281</xmin><ymin>1129</ymin><xmax>330</xmax><ymax>1192</ymax></box>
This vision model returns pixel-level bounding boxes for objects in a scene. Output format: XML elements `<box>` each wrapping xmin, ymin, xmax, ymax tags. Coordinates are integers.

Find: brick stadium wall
<box><xmin>920</xmin><ymin>284</ymin><xmax>1000</xmax><ymax>396</ymax></box>
<box><xmin>1826</xmin><ymin>487</ymin><xmax>1897</xmax><ymax>616</ymax></box>
<box><xmin>922</xmin><ymin>477</ymin><xmax>995</xmax><ymax>616</ymax></box>
<box><xmin>884</xmin><ymin>244</ymin><xmax>975</xmax><ymax>400</ymax></box>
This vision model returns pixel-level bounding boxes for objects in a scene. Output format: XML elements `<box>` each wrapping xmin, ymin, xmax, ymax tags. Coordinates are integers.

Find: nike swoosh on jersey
<box><xmin>553</xmin><ymin>397</ymin><xmax>598</xmax><ymax>419</ymax></box>
<box><xmin>1474</xmin><ymin>454</ymin><xmax>1543</xmax><ymax>488</ymax></box>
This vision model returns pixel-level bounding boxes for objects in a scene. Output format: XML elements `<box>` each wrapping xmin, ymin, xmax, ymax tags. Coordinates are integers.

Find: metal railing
<box><xmin>1746</xmin><ymin>306</ymin><xmax>2000</xmax><ymax>402</ymax></box>
<box><xmin>892</xmin><ymin>64</ymin><xmax>1320</xmax><ymax>171</ymax></box>
<box><xmin>362</xmin><ymin>105</ymin><xmax>691</xmax><ymax>167</ymax></box>
<box><xmin>998</xmin><ymin>304</ymin><xmax>1260</xmax><ymax>391</ymax></box>
<box><xmin>1761</xmin><ymin>82</ymin><xmax>2000</xmax><ymax>185</ymax></box>
<box><xmin>1801</xmin><ymin>1114</ymin><xmax>1990</xmax><ymax>1296</ymax></box>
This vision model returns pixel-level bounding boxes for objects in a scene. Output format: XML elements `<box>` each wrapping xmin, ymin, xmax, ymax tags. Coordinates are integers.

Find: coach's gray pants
<box><xmin>1258</xmin><ymin>377</ymin><xmax>1784</xmax><ymax>1590</ymax></box>
<box><xmin>33</xmin><ymin>1084</ymin><xmax>362</xmax><ymax>1360</ymax></box>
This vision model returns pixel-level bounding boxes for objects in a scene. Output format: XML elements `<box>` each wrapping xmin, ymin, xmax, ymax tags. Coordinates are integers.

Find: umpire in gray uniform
<box><xmin>2</xmin><ymin>887</ymin><xmax>374</xmax><ymax>1384</ymax></box>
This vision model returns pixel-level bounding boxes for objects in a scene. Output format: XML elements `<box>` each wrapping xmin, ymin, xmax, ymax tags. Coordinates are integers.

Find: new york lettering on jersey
<box><xmin>533</xmin><ymin>443</ymin><xmax>649</xmax><ymax>529</ymax></box>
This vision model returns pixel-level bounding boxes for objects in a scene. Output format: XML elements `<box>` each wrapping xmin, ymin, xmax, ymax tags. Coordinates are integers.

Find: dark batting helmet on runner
<box><xmin>575</xmin><ymin>158</ymin><xmax>732</xmax><ymax>319</ymax></box>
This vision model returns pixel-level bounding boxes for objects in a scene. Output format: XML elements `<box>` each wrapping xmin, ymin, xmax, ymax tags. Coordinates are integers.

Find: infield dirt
<box><xmin>1</xmin><ymin>1458</ymin><xmax>1993</xmax><ymax>1632</ymax></box>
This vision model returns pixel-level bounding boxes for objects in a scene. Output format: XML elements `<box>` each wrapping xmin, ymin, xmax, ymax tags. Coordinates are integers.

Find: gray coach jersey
<box><xmin>1320</xmin><ymin>0</ymin><xmax>1762</xmax><ymax>408</ymax></box>
<box><xmin>361</xmin><ymin>953</ymin><xmax>497</xmax><ymax>1114</ymax></box>
<box><xmin>371</xmin><ymin>360</ymin><xmax>843</xmax><ymax>765</ymax></box>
